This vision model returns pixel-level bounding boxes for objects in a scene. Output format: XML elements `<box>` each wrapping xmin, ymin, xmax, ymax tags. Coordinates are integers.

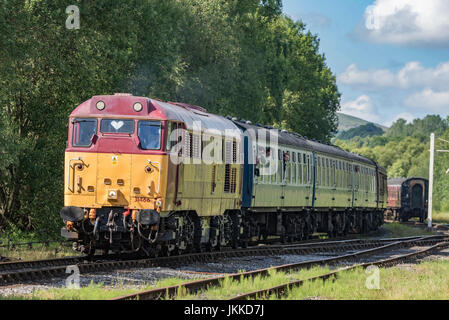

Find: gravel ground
<box><xmin>174</xmin><ymin>251</ymin><xmax>343</xmax><ymax>274</ymax></box>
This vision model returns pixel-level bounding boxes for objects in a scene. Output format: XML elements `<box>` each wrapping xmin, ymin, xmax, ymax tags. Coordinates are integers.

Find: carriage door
<box><xmin>241</xmin><ymin>135</ymin><xmax>254</xmax><ymax>208</ymax></box>
<box><xmin>411</xmin><ymin>184</ymin><xmax>423</xmax><ymax>209</ymax></box>
<box><xmin>305</xmin><ymin>153</ymin><xmax>313</xmax><ymax>207</ymax></box>
<box><xmin>354</xmin><ymin>165</ymin><xmax>361</xmax><ymax>207</ymax></box>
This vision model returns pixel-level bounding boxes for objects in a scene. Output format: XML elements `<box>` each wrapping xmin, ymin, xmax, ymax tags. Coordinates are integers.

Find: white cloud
<box><xmin>404</xmin><ymin>89</ymin><xmax>449</xmax><ymax>112</ymax></box>
<box><xmin>338</xmin><ymin>64</ymin><xmax>395</xmax><ymax>89</ymax></box>
<box><xmin>338</xmin><ymin>61</ymin><xmax>449</xmax><ymax>91</ymax></box>
<box><xmin>360</xmin><ymin>0</ymin><xmax>449</xmax><ymax>46</ymax></box>
<box><xmin>341</xmin><ymin>95</ymin><xmax>381</xmax><ymax>123</ymax></box>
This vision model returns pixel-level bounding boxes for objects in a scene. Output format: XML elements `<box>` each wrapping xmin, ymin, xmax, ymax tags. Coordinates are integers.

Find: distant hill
<box><xmin>336</xmin><ymin>123</ymin><xmax>384</xmax><ymax>140</ymax></box>
<box><xmin>337</xmin><ymin>113</ymin><xmax>388</xmax><ymax>133</ymax></box>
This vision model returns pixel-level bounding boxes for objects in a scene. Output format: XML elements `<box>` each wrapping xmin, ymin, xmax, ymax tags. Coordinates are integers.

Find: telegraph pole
<box><xmin>428</xmin><ymin>133</ymin><xmax>434</xmax><ymax>230</ymax></box>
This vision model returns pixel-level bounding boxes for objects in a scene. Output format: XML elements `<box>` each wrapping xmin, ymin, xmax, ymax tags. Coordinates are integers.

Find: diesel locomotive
<box><xmin>60</xmin><ymin>94</ymin><xmax>387</xmax><ymax>256</ymax></box>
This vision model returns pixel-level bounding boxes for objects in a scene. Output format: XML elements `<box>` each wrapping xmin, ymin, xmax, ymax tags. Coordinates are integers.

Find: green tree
<box><xmin>0</xmin><ymin>0</ymin><xmax>341</xmax><ymax>235</ymax></box>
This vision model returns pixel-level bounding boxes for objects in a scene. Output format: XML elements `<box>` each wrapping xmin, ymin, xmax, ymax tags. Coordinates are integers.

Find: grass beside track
<box><xmin>0</xmin><ymin>243</ymin><xmax>80</xmax><ymax>261</ymax></box>
<box><xmin>432</xmin><ymin>212</ymin><xmax>449</xmax><ymax>224</ymax></box>
<box><xmin>380</xmin><ymin>222</ymin><xmax>434</xmax><ymax>238</ymax></box>
<box><xmin>282</xmin><ymin>259</ymin><xmax>449</xmax><ymax>300</ymax></box>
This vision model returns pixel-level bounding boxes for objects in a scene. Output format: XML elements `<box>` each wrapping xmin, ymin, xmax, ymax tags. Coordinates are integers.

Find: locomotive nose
<box><xmin>97</xmin><ymin>153</ymin><xmax>132</xmax><ymax>206</ymax></box>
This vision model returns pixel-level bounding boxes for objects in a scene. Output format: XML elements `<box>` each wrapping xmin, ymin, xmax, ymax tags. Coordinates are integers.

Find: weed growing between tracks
<box><xmin>282</xmin><ymin>259</ymin><xmax>449</xmax><ymax>300</ymax></box>
<box><xmin>173</xmin><ymin>267</ymin><xmax>332</xmax><ymax>300</ymax></box>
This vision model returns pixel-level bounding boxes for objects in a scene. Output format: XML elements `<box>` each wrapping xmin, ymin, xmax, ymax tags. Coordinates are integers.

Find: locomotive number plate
<box><xmin>134</xmin><ymin>196</ymin><xmax>152</xmax><ymax>202</ymax></box>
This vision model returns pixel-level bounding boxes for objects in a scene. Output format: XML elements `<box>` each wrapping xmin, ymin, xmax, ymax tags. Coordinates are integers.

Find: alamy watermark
<box><xmin>167</xmin><ymin>122</ymin><xmax>280</xmax><ymax>176</ymax></box>
<box><xmin>365</xmin><ymin>5</ymin><xmax>380</xmax><ymax>30</ymax></box>
<box><xmin>66</xmin><ymin>265</ymin><xmax>80</xmax><ymax>289</ymax></box>
<box><xmin>66</xmin><ymin>5</ymin><xmax>80</xmax><ymax>30</ymax></box>
<box><xmin>365</xmin><ymin>265</ymin><xmax>380</xmax><ymax>290</ymax></box>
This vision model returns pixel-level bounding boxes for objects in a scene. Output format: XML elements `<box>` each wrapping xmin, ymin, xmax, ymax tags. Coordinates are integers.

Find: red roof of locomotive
<box><xmin>70</xmin><ymin>94</ymin><xmax>163</xmax><ymax>119</ymax></box>
<box><xmin>69</xmin><ymin>94</ymin><xmax>238</xmax><ymax>132</ymax></box>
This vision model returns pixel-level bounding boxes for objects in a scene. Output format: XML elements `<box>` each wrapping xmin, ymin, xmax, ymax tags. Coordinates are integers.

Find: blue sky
<box><xmin>282</xmin><ymin>0</ymin><xmax>449</xmax><ymax>126</ymax></box>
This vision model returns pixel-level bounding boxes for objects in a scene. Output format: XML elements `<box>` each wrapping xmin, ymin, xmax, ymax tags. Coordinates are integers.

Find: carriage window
<box><xmin>138</xmin><ymin>121</ymin><xmax>162</xmax><ymax>150</ymax></box>
<box><xmin>292</xmin><ymin>156</ymin><xmax>296</xmax><ymax>184</ymax></box>
<box><xmin>100</xmin><ymin>119</ymin><xmax>134</xmax><ymax>133</ymax></box>
<box><xmin>306</xmin><ymin>155</ymin><xmax>311</xmax><ymax>184</ymax></box>
<box><xmin>72</xmin><ymin>118</ymin><xmax>97</xmax><ymax>147</ymax></box>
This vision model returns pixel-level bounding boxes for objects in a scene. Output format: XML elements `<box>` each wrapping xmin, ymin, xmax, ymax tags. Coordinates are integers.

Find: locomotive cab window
<box><xmin>72</xmin><ymin>118</ymin><xmax>97</xmax><ymax>147</ymax></box>
<box><xmin>138</xmin><ymin>121</ymin><xmax>162</xmax><ymax>150</ymax></box>
<box><xmin>100</xmin><ymin>119</ymin><xmax>134</xmax><ymax>133</ymax></box>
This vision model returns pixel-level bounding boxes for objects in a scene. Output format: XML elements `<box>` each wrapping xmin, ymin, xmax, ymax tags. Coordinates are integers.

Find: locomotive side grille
<box><xmin>232</xmin><ymin>140</ymin><xmax>237</xmax><ymax>163</ymax></box>
<box><xmin>224</xmin><ymin>140</ymin><xmax>232</xmax><ymax>164</ymax></box>
<box><xmin>224</xmin><ymin>164</ymin><xmax>231</xmax><ymax>193</ymax></box>
<box><xmin>211</xmin><ymin>165</ymin><xmax>216</xmax><ymax>193</ymax></box>
<box><xmin>183</xmin><ymin>131</ymin><xmax>191</xmax><ymax>158</ymax></box>
<box><xmin>192</xmin><ymin>133</ymin><xmax>201</xmax><ymax>159</ymax></box>
<box><xmin>230</xmin><ymin>167</ymin><xmax>237</xmax><ymax>193</ymax></box>
<box><xmin>224</xmin><ymin>165</ymin><xmax>237</xmax><ymax>194</ymax></box>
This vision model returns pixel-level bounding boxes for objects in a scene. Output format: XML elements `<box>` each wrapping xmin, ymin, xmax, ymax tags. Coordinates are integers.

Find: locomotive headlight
<box><xmin>96</xmin><ymin>101</ymin><xmax>105</xmax><ymax>110</ymax></box>
<box><xmin>108</xmin><ymin>190</ymin><xmax>118</xmax><ymax>200</ymax></box>
<box><xmin>133</xmin><ymin>102</ymin><xmax>143</xmax><ymax>112</ymax></box>
<box><xmin>155</xmin><ymin>200</ymin><xmax>162</xmax><ymax>207</ymax></box>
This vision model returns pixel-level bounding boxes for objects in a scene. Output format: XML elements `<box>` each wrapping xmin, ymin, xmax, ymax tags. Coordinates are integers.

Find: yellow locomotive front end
<box><xmin>64</xmin><ymin>152</ymin><xmax>167</xmax><ymax>214</ymax></box>
<box><xmin>61</xmin><ymin>95</ymin><xmax>168</xmax><ymax>255</ymax></box>
<box><xmin>61</xmin><ymin>94</ymin><xmax>244</xmax><ymax>256</ymax></box>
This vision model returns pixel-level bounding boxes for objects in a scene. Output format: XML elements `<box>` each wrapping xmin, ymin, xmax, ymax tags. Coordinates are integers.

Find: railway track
<box><xmin>111</xmin><ymin>235</ymin><xmax>448</xmax><ymax>300</ymax></box>
<box><xmin>0</xmin><ymin>236</ymin><xmax>430</xmax><ymax>286</ymax></box>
